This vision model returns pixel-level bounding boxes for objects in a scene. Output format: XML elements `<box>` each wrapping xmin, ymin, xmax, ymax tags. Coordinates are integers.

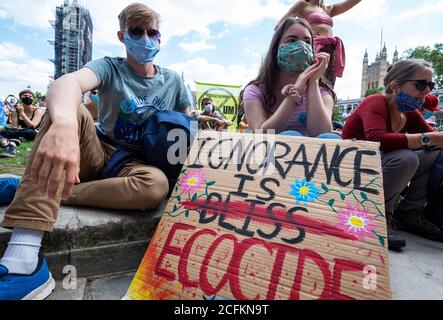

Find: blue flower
<box><xmin>289</xmin><ymin>178</ymin><xmax>320</xmax><ymax>206</ymax></box>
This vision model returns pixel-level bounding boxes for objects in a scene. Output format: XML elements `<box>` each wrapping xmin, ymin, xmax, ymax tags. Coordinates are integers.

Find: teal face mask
<box><xmin>423</xmin><ymin>111</ymin><xmax>433</xmax><ymax>120</ymax></box>
<box><xmin>277</xmin><ymin>41</ymin><xmax>314</xmax><ymax>75</ymax></box>
<box><xmin>91</xmin><ymin>94</ymin><xmax>99</xmax><ymax>105</ymax></box>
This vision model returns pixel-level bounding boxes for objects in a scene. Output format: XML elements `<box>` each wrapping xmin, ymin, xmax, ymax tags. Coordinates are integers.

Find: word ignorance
<box><xmin>189</xmin><ymin>136</ymin><xmax>380</xmax><ymax>195</ymax></box>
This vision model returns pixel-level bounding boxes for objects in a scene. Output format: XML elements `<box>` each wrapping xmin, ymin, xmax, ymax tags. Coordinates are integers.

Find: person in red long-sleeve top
<box><xmin>343</xmin><ymin>59</ymin><xmax>443</xmax><ymax>251</ymax></box>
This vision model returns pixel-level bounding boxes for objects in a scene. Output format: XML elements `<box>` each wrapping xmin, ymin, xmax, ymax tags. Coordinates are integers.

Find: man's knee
<box><xmin>138</xmin><ymin>169</ymin><xmax>169</xmax><ymax>210</ymax></box>
<box><xmin>78</xmin><ymin>104</ymin><xmax>95</xmax><ymax>125</ymax></box>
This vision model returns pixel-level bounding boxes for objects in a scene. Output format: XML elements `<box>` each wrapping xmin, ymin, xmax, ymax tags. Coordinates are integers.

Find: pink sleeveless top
<box><xmin>305</xmin><ymin>11</ymin><xmax>334</xmax><ymax>27</ymax></box>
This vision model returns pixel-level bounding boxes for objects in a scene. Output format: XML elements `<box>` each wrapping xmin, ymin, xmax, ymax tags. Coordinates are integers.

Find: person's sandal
<box><xmin>9</xmin><ymin>138</ymin><xmax>22</xmax><ymax>147</ymax></box>
<box><xmin>0</xmin><ymin>143</ymin><xmax>17</xmax><ymax>158</ymax></box>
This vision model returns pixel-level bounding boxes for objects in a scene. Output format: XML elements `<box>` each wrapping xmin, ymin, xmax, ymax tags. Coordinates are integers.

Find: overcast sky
<box><xmin>0</xmin><ymin>0</ymin><xmax>442</xmax><ymax>101</ymax></box>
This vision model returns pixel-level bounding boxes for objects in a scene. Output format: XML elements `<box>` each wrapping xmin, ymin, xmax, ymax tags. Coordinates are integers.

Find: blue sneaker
<box><xmin>0</xmin><ymin>265</ymin><xmax>8</xmax><ymax>277</ymax></box>
<box><xmin>0</xmin><ymin>256</ymin><xmax>55</xmax><ymax>300</ymax></box>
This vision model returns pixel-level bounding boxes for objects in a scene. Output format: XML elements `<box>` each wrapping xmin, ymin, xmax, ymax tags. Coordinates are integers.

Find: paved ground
<box><xmin>1</xmin><ymin>172</ymin><xmax>442</xmax><ymax>300</ymax></box>
<box><xmin>46</xmin><ymin>231</ymin><xmax>443</xmax><ymax>300</ymax></box>
<box><xmin>47</xmin><ymin>271</ymin><xmax>135</xmax><ymax>301</ymax></box>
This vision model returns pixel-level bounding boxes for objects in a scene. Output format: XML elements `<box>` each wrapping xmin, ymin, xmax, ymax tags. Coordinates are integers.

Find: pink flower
<box><xmin>180</xmin><ymin>170</ymin><xmax>205</xmax><ymax>195</ymax></box>
<box><xmin>337</xmin><ymin>204</ymin><xmax>377</xmax><ymax>241</ymax></box>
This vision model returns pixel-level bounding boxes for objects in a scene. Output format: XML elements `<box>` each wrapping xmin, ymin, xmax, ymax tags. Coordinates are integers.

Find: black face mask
<box><xmin>21</xmin><ymin>97</ymin><xmax>33</xmax><ymax>105</ymax></box>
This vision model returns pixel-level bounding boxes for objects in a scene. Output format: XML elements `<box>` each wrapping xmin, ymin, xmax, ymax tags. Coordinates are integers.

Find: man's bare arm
<box><xmin>31</xmin><ymin>68</ymin><xmax>99</xmax><ymax>200</ymax></box>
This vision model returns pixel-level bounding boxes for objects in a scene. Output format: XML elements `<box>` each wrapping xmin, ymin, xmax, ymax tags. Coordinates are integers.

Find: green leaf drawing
<box><xmin>328</xmin><ymin>199</ymin><xmax>335</xmax><ymax>207</ymax></box>
<box><xmin>184</xmin><ymin>210</ymin><xmax>190</xmax><ymax>218</ymax></box>
<box><xmin>361</xmin><ymin>192</ymin><xmax>369</xmax><ymax>201</ymax></box>
<box><xmin>207</xmin><ymin>181</ymin><xmax>216</xmax><ymax>186</ymax></box>
<box><xmin>173</xmin><ymin>204</ymin><xmax>178</xmax><ymax>212</ymax></box>
<box><xmin>372</xmin><ymin>230</ymin><xmax>386</xmax><ymax>247</ymax></box>
<box><xmin>321</xmin><ymin>183</ymin><xmax>329</xmax><ymax>192</ymax></box>
<box><xmin>378</xmin><ymin>236</ymin><xmax>386</xmax><ymax>247</ymax></box>
<box><xmin>340</xmin><ymin>193</ymin><xmax>346</xmax><ymax>201</ymax></box>
<box><xmin>177</xmin><ymin>195</ymin><xmax>181</xmax><ymax>203</ymax></box>
<box><xmin>192</xmin><ymin>193</ymin><xmax>198</xmax><ymax>201</ymax></box>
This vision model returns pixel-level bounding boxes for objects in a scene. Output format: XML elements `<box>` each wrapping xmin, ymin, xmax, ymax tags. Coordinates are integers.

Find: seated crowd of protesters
<box><xmin>1</xmin><ymin>90</ymin><xmax>45</xmax><ymax>158</ymax></box>
<box><xmin>0</xmin><ymin>0</ymin><xmax>442</xmax><ymax>301</ymax></box>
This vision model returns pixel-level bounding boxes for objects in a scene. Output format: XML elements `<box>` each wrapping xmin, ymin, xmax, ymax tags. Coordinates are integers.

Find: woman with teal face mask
<box><xmin>241</xmin><ymin>17</ymin><xmax>337</xmax><ymax>139</ymax></box>
<box><xmin>342</xmin><ymin>59</ymin><xmax>443</xmax><ymax>250</ymax></box>
<box><xmin>276</xmin><ymin>0</ymin><xmax>363</xmax><ymax>87</ymax></box>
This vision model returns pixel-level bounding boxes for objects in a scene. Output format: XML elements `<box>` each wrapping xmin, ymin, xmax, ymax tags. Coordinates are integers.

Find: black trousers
<box><xmin>1</xmin><ymin>128</ymin><xmax>37</xmax><ymax>141</ymax></box>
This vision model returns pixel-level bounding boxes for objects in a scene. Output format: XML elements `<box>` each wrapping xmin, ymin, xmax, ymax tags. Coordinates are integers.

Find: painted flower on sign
<box><xmin>337</xmin><ymin>204</ymin><xmax>377</xmax><ymax>241</ymax></box>
<box><xmin>289</xmin><ymin>178</ymin><xmax>320</xmax><ymax>206</ymax></box>
<box><xmin>179</xmin><ymin>170</ymin><xmax>205</xmax><ymax>195</ymax></box>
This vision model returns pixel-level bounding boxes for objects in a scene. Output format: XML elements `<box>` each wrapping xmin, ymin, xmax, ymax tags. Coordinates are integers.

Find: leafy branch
<box><xmin>165</xmin><ymin>180</ymin><xmax>215</xmax><ymax>218</ymax></box>
<box><xmin>319</xmin><ymin>183</ymin><xmax>385</xmax><ymax>218</ymax></box>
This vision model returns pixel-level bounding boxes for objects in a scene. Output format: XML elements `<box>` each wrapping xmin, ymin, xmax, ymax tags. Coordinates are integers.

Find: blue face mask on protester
<box><xmin>423</xmin><ymin>111</ymin><xmax>434</xmax><ymax>120</ymax></box>
<box><xmin>124</xmin><ymin>33</ymin><xmax>160</xmax><ymax>64</ymax></box>
<box><xmin>277</xmin><ymin>41</ymin><xmax>314</xmax><ymax>74</ymax></box>
<box><xmin>396</xmin><ymin>90</ymin><xmax>424</xmax><ymax>113</ymax></box>
<box><xmin>91</xmin><ymin>94</ymin><xmax>99</xmax><ymax>105</ymax></box>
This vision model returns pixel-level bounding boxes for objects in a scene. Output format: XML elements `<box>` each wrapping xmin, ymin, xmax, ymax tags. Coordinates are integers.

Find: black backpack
<box><xmin>143</xmin><ymin>111</ymin><xmax>199</xmax><ymax>194</ymax></box>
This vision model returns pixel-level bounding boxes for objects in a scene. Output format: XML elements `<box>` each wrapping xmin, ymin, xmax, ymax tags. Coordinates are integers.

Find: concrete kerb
<box><xmin>0</xmin><ymin>203</ymin><xmax>166</xmax><ymax>280</ymax></box>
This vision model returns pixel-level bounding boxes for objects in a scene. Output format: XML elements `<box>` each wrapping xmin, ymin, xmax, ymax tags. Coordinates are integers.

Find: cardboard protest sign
<box><xmin>125</xmin><ymin>131</ymin><xmax>392</xmax><ymax>300</ymax></box>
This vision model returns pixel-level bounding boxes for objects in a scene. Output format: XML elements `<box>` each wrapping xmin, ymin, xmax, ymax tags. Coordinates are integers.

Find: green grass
<box><xmin>0</xmin><ymin>141</ymin><xmax>33</xmax><ymax>176</ymax></box>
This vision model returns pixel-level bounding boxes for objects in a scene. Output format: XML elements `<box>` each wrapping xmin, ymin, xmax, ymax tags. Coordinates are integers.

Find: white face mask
<box><xmin>204</xmin><ymin>103</ymin><xmax>213</xmax><ymax>113</ymax></box>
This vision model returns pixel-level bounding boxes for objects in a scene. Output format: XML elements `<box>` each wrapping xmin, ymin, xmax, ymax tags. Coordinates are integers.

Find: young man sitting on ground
<box><xmin>0</xmin><ymin>3</ymin><xmax>192</xmax><ymax>300</ymax></box>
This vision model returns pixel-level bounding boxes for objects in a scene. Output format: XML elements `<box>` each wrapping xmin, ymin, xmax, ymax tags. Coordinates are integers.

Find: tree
<box><xmin>365</xmin><ymin>88</ymin><xmax>384</xmax><ymax>97</ymax></box>
<box><xmin>33</xmin><ymin>91</ymin><xmax>43</xmax><ymax>105</ymax></box>
<box><xmin>406</xmin><ymin>43</ymin><xmax>443</xmax><ymax>89</ymax></box>
<box><xmin>333</xmin><ymin>105</ymin><xmax>343</xmax><ymax>123</ymax></box>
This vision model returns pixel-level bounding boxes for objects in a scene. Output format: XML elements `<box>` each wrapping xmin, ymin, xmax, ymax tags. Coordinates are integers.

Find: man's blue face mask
<box><xmin>124</xmin><ymin>33</ymin><xmax>160</xmax><ymax>64</ymax></box>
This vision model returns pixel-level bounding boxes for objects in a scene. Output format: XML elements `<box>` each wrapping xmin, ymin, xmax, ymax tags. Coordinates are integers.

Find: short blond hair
<box><xmin>118</xmin><ymin>3</ymin><xmax>159</xmax><ymax>31</ymax></box>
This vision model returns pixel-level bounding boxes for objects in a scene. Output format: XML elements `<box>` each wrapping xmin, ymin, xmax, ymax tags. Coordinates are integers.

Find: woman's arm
<box><xmin>406</xmin><ymin>132</ymin><xmax>443</xmax><ymax>149</ymax></box>
<box><xmin>275</xmin><ymin>1</ymin><xmax>306</xmax><ymax>30</ymax></box>
<box><xmin>244</xmin><ymin>97</ymin><xmax>299</xmax><ymax>133</ymax></box>
<box><xmin>306</xmin><ymin>81</ymin><xmax>334</xmax><ymax>136</ymax></box>
<box><xmin>245</xmin><ymin>59</ymin><xmax>324</xmax><ymax>133</ymax></box>
<box><xmin>16</xmin><ymin>108</ymin><xmax>45</xmax><ymax>129</ymax></box>
<box><xmin>10</xmin><ymin>109</ymin><xmax>19</xmax><ymax>128</ymax></box>
<box><xmin>329</xmin><ymin>0</ymin><xmax>361</xmax><ymax>17</ymax></box>
<box><xmin>305</xmin><ymin>52</ymin><xmax>334</xmax><ymax>136</ymax></box>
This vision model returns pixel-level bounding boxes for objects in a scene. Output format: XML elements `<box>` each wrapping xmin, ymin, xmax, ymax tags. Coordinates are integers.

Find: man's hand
<box><xmin>31</xmin><ymin>125</ymin><xmax>80</xmax><ymax>200</ymax></box>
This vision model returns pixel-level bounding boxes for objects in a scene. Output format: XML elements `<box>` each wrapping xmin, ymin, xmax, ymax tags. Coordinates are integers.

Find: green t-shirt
<box><xmin>85</xmin><ymin>57</ymin><xmax>192</xmax><ymax>148</ymax></box>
